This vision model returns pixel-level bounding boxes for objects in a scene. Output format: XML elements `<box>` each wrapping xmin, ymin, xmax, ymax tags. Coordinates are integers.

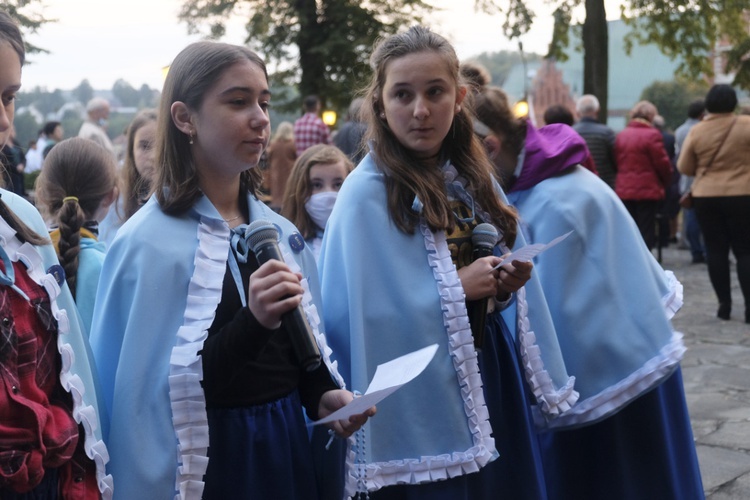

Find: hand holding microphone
<box><xmin>463</xmin><ymin>223</ymin><xmax>499</xmax><ymax>349</ymax></box>
<box><xmin>246</xmin><ymin>220</ymin><xmax>322</xmax><ymax>371</ymax></box>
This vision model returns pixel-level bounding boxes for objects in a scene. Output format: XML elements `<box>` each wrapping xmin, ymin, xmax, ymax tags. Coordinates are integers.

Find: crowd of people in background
<box><xmin>4</xmin><ymin>6</ymin><xmax>750</xmax><ymax>499</ymax></box>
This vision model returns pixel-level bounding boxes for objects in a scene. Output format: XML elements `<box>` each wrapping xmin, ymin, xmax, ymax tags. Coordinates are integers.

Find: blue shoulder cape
<box><xmin>0</xmin><ymin>189</ymin><xmax>113</xmax><ymax>498</ymax></box>
<box><xmin>89</xmin><ymin>193</ymin><xmax>343</xmax><ymax>499</ymax></box>
<box><xmin>507</xmin><ymin>166</ymin><xmax>684</xmax><ymax>428</ymax></box>
<box><xmin>318</xmin><ymin>155</ymin><xmax>578</xmax><ymax>495</ymax></box>
<box><xmin>75</xmin><ymin>237</ymin><xmax>106</xmax><ymax>336</ymax></box>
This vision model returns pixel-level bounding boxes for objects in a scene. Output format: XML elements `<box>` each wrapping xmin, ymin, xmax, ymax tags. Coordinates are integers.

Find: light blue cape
<box><xmin>1</xmin><ymin>189</ymin><xmax>113</xmax><ymax>498</ymax></box>
<box><xmin>89</xmin><ymin>193</ymin><xmax>342</xmax><ymax>499</ymax></box>
<box><xmin>318</xmin><ymin>155</ymin><xmax>577</xmax><ymax>495</ymax></box>
<box><xmin>506</xmin><ymin>166</ymin><xmax>684</xmax><ymax>428</ymax></box>
<box><xmin>75</xmin><ymin>237</ymin><xmax>106</xmax><ymax>336</ymax></box>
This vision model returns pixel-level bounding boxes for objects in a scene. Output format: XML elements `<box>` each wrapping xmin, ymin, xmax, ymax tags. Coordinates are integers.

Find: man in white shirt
<box><xmin>78</xmin><ymin>97</ymin><xmax>116</xmax><ymax>158</ymax></box>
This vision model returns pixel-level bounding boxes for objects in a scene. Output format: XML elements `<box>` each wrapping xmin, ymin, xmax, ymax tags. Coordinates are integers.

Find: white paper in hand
<box><xmin>493</xmin><ymin>230</ymin><xmax>573</xmax><ymax>270</ymax></box>
<box><xmin>312</xmin><ymin>343</ymin><xmax>439</xmax><ymax>425</ymax></box>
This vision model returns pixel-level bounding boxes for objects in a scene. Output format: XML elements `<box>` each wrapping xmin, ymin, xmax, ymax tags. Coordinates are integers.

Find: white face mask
<box><xmin>305</xmin><ymin>191</ymin><xmax>338</xmax><ymax>230</ymax></box>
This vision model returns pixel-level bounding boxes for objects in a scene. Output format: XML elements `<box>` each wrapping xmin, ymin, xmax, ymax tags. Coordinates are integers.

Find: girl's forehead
<box><xmin>383</xmin><ymin>51</ymin><xmax>454</xmax><ymax>82</ymax></box>
<box><xmin>311</xmin><ymin>161</ymin><xmax>348</xmax><ymax>174</ymax></box>
<box><xmin>0</xmin><ymin>42</ymin><xmax>21</xmax><ymax>86</ymax></box>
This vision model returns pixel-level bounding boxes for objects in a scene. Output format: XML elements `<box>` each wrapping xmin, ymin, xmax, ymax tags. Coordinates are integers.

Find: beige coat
<box><xmin>678</xmin><ymin>113</ymin><xmax>750</xmax><ymax>197</ymax></box>
<box><xmin>266</xmin><ymin>138</ymin><xmax>297</xmax><ymax>209</ymax></box>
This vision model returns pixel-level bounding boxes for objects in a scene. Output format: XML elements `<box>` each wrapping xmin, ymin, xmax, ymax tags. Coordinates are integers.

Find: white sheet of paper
<box><xmin>493</xmin><ymin>230</ymin><xmax>573</xmax><ymax>270</ymax></box>
<box><xmin>312</xmin><ymin>343</ymin><xmax>439</xmax><ymax>425</ymax></box>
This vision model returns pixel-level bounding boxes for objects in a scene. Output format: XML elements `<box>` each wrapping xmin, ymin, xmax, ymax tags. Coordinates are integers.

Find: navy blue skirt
<box><xmin>370</xmin><ymin>312</ymin><xmax>548</xmax><ymax>500</ymax></box>
<box><xmin>202</xmin><ymin>390</ymin><xmax>319</xmax><ymax>500</ymax></box>
<box><xmin>539</xmin><ymin>368</ymin><xmax>705</xmax><ymax>500</ymax></box>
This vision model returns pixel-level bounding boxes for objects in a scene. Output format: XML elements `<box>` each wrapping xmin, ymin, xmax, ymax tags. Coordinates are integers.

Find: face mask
<box><xmin>305</xmin><ymin>191</ymin><xmax>338</xmax><ymax>230</ymax></box>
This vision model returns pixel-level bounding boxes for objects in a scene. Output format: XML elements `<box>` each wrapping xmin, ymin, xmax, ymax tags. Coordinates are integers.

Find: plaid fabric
<box><xmin>293</xmin><ymin>112</ymin><xmax>331</xmax><ymax>155</ymax></box>
<box><xmin>0</xmin><ymin>259</ymin><xmax>82</xmax><ymax>495</ymax></box>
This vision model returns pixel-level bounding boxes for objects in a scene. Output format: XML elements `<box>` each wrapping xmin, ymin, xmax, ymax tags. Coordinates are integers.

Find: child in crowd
<box><xmin>98</xmin><ymin>108</ymin><xmax>157</xmax><ymax>247</ymax></box>
<box><xmin>282</xmin><ymin>144</ymin><xmax>352</xmax><ymax>260</ymax></box>
<box><xmin>0</xmin><ymin>10</ymin><xmax>112</xmax><ymax>499</ymax></box>
<box><xmin>317</xmin><ymin>26</ymin><xmax>576</xmax><ymax>499</ymax></box>
<box><xmin>474</xmin><ymin>84</ymin><xmax>704</xmax><ymax>499</ymax></box>
<box><xmin>35</xmin><ymin>138</ymin><xmax>118</xmax><ymax>334</ymax></box>
<box><xmin>89</xmin><ymin>41</ymin><xmax>373</xmax><ymax>499</ymax></box>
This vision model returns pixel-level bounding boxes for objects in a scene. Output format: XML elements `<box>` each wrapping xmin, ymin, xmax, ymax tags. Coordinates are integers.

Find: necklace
<box><xmin>223</xmin><ymin>214</ymin><xmax>242</xmax><ymax>223</ymax></box>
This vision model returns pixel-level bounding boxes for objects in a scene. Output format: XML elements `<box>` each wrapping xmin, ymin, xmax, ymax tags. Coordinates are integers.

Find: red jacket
<box><xmin>614</xmin><ymin>119</ymin><xmax>673</xmax><ymax>200</ymax></box>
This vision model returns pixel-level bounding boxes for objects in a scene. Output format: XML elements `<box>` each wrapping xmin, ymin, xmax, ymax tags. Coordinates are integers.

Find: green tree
<box><xmin>178</xmin><ymin>0</ymin><xmax>433</xmax><ymax>113</ymax></box>
<box><xmin>112</xmin><ymin>79</ymin><xmax>140</xmax><ymax>108</ymax></box>
<box><xmin>640</xmin><ymin>79</ymin><xmax>709</xmax><ymax>130</ymax></box>
<box><xmin>484</xmin><ymin>0</ymin><xmax>750</xmax><ymax>122</ymax></box>
<box><xmin>73</xmin><ymin>79</ymin><xmax>94</xmax><ymax>105</ymax></box>
<box><xmin>17</xmin><ymin>86</ymin><xmax>65</xmax><ymax>118</ymax></box>
<box><xmin>478</xmin><ymin>0</ymin><xmax>612</xmax><ymax>122</ymax></box>
<box><xmin>12</xmin><ymin>110</ymin><xmax>40</xmax><ymax>148</ymax></box>
<box><xmin>622</xmin><ymin>1</ymin><xmax>750</xmax><ymax>90</ymax></box>
<box><xmin>138</xmin><ymin>84</ymin><xmax>158</xmax><ymax>108</ymax></box>
<box><xmin>4</xmin><ymin>0</ymin><xmax>55</xmax><ymax>55</ymax></box>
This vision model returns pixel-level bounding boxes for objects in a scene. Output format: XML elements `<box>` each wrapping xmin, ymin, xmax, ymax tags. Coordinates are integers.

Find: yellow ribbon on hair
<box><xmin>62</xmin><ymin>196</ymin><xmax>79</xmax><ymax>204</ymax></box>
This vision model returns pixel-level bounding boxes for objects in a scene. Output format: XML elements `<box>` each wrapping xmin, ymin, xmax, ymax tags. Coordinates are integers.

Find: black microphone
<box><xmin>246</xmin><ymin>220</ymin><xmax>322</xmax><ymax>371</ymax></box>
<box><xmin>467</xmin><ymin>223</ymin><xmax>499</xmax><ymax>350</ymax></box>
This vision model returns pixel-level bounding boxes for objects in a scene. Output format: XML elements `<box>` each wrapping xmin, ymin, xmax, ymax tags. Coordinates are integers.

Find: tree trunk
<box><xmin>582</xmin><ymin>0</ymin><xmax>608</xmax><ymax>123</ymax></box>
<box><xmin>295</xmin><ymin>0</ymin><xmax>327</xmax><ymax>105</ymax></box>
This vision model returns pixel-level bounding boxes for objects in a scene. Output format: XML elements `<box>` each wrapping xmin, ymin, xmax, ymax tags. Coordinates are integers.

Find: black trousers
<box><xmin>693</xmin><ymin>195</ymin><xmax>750</xmax><ymax>308</ymax></box>
<box><xmin>623</xmin><ymin>199</ymin><xmax>659</xmax><ymax>250</ymax></box>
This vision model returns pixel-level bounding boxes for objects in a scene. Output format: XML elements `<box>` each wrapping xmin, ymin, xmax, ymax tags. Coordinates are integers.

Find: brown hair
<box><xmin>630</xmin><ymin>100</ymin><xmax>658</xmax><ymax>122</ymax></box>
<box><xmin>0</xmin><ymin>10</ymin><xmax>47</xmax><ymax>246</ymax></box>
<box><xmin>281</xmin><ymin>144</ymin><xmax>353</xmax><ymax>239</ymax></box>
<box><xmin>36</xmin><ymin>138</ymin><xmax>117</xmax><ymax>298</ymax></box>
<box><xmin>121</xmin><ymin>108</ymin><xmax>157</xmax><ymax>220</ymax></box>
<box><xmin>474</xmin><ymin>86</ymin><xmax>528</xmax><ymax>160</ymax></box>
<box><xmin>154</xmin><ymin>41</ymin><xmax>268</xmax><ymax>215</ymax></box>
<box><xmin>362</xmin><ymin>26</ymin><xmax>517</xmax><ymax>245</ymax></box>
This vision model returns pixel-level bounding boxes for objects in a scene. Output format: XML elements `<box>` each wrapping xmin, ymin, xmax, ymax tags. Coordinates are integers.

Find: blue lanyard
<box><xmin>0</xmin><ymin>245</ymin><xmax>30</xmax><ymax>302</ymax></box>
<box><xmin>228</xmin><ymin>224</ymin><xmax>251</xmax><ymax>308</ymax></box>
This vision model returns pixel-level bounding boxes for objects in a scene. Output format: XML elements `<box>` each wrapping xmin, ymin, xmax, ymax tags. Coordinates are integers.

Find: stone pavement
<box><xmin>660</xmin><ymin>245</ymin><xmax>750</xmax><ymax>499</ymax></box>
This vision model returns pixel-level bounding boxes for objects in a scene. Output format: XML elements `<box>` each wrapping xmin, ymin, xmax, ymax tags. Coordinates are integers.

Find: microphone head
<box><xmin>472</xmin><ymin>223</ymin><xmax>498</xmax><ymax>249</ymax></box>
<box><xmin>246</xmin><ymin>219</ymin><xmax>280</xmax><ymax>253</ymax></box>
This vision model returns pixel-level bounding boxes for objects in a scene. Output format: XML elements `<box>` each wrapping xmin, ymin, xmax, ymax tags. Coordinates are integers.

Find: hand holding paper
<box><xmin>493</xmin><ymin>231</ymin><xmax>573</xmax><ymax>270</ymax></box>
<box><xmin>313</xmin><ymin>344</ymin><xmax>439</xmax><ymax>426</ymax></box>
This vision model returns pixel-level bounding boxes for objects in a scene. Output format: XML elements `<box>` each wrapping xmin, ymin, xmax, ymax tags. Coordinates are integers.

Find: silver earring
<box><xmin>379</xmin><ymin>112</ymin><xmax>386</xmax><ymax>119</ymax></box>
<box><xmin>455</xmin><ymin>104</ymin><xmax>461</xmax><ymax>113</ymax></box>
<box><xmin>188</xmin><ymin>131</ymin><xmax>194</xmax><ymax>145</ymax></box>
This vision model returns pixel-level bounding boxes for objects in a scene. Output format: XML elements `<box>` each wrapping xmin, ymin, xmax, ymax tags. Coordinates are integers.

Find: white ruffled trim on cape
<box><xmin>662</xmin><ymin>270</ymin><xmax>683</xmax><ymax>320</ymax></box>
<box><xmin>514</xmin><ymin>285</ymin><xmax>578</xmax><ymax>418</ymax></box>
<box><xmin>0</xmin><ymin>218</ymin><xmax>114</xmax><ymax>499</ymax></box>
<box><xmin>442</xmin><ymin>161</ymin><xmax>577</xmax><ymax>418</ymax></box>
<box><xmin>534</xmin><ymin>270</ymin><xmax>686</xmax><ymax>429</ymax></box>
<box><xmin>169</xmin><ymin>218</ymin><xmax>228</xmax><ymax>500</ymax></box>
<box><xmin>534</xmin><ymin>330</ymin><xmax>686</xmax><ymax>429</ymax></box>
<box><xmin>167</xmin><ymin>213</ymin><xmax>346</xmax><ymax>500</ymax></box>
<box><xmin>342</xmin><ymin>222</ymin><xmax>499</xmax><ymax>497</ymax></box>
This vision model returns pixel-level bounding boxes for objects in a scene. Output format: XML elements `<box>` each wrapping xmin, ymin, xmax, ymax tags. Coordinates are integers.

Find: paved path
<box><xmin>662</xmin><ymin>245</ymin><xmax>750</xmax><ymax>499</ymax></box>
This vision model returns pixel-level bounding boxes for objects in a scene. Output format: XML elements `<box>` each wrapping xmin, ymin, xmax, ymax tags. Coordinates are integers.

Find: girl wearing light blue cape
<box><xmin>318</xmin><ymin>27</ymin><xmax>577</xmax><ymax>499</ymax></box>
<box><xmin>88</xmin><ymin>41</ymin><xmax>373</xmax><ymax>500</ymax></box>
<box><xmin>97</xmin><ymin>109</ymin><xmax>158</xmax><ymax>249</ymax></box>
<box><xmin>474</xmin><ymin>85</ymin><xmax>703</xmax><ymax>499</ymax></box>
<box><xmin>0</xmin><ymin>11</ymin><xmax>111</xmax><ymax>499</ymax></box>
<box><xmin>35</xmin><ymin>137</ymin><xmax>119</xmax><ymax>335</ymax></box>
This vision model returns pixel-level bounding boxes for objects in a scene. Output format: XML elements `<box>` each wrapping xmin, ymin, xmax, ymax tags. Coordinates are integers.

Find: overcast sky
<box><xmin>20</xmin><ymin>0</ymin><xmax>623</xmax><ymax>92</ymax></box>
